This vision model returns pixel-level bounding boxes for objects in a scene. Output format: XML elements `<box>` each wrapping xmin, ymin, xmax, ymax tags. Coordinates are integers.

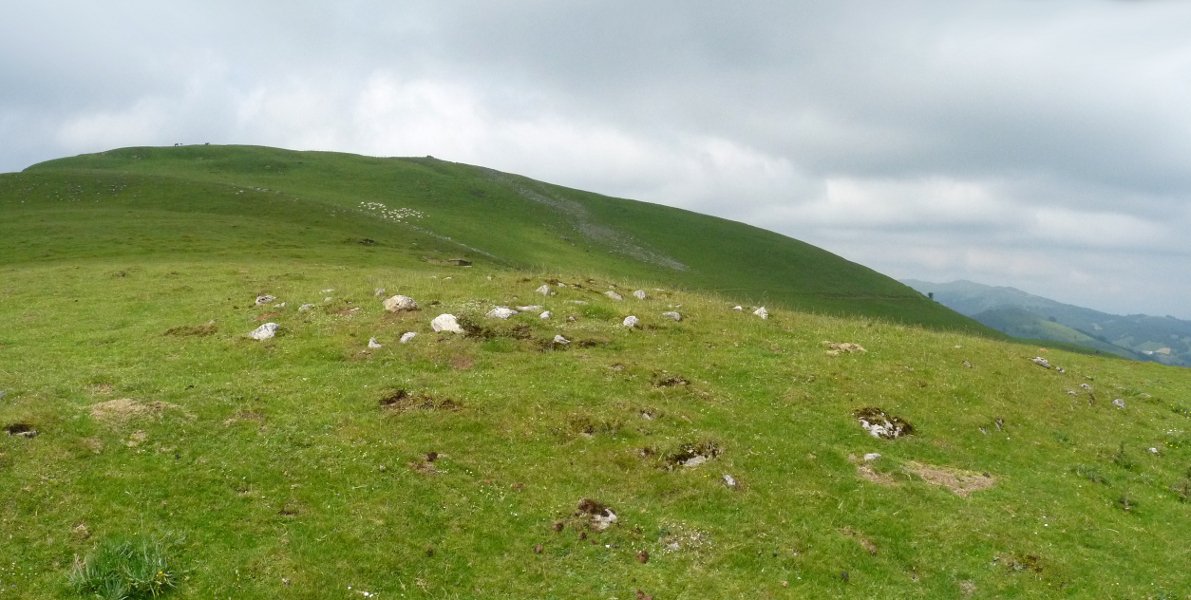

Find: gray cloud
<box><xmin>4</xmin><ymin>1</ymin><xmax>1191</xmax><ymax>317</ymax></box>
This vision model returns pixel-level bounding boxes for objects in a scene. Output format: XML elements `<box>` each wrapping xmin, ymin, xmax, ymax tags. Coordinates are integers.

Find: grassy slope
<box><xmin>1</xmin><ymin>147</ymin><xmax>1188</xmax><ymax>598</ymax></box>
<box><xmin>21</xmin><ymin>145</ymin><xmax>988</xmax><ymax>333</ymax></box>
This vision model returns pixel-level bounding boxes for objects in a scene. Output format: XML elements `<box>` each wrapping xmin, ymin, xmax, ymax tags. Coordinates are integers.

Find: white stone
<box><xmin>298</xmin><ymin>303</ymin><xmax>315</xmax><ymax>312</ymax></box>
<box><xmin>753</xmin><ymin>306</ymin><xmax>769</xmax><ymax>319</ymax></box>
<box><xmin>539</xmin><ymin>311</ymin><xmax>552</xmax><ymax>320</ymax></box>
<box><xmin>486</xmin><ymin>306</ymin><xmax>518</xmax><ymax>319</ymax></box>
<box><xmin>661</xmin><ymin>311</ymin><xmax>682</xmax><ymax>321</ymax></box>
<box><xmin>622</xmin><ymin>315</ymin><xmax>640</xmax><ymax>328</ymax></box>
<box><xmin>382</xmin><ymin>294</ymin><xmax>418</xmax><ymax>312</ymax></box>
<box><xmin>367</xmin><ymin>337</ymin><xmax>383</xmax><ymax>349</ymax></box>
<box><xmin>633</xmin><ymin>290</ymin><xmax>647</xmax><ymax>300</ymax></box>
<box><xmin>604</xmin><ymin>290</ymin><xmax>623</xmax><ymax>301</ymax></box>
<box><xmin>1032</xmin><ymin>356</ymin><xmax>1051</xmax><ymax>369</ymax></box>
<box><xmin>591</xmin><ymin>508</ymin><xmax>618</xmax><ymax>531</ymax></box>
<box><xmin>863</xmin><ymin>453</ymin><xmax>882</xmax><ymax>462</ymax></box>
<box><xmin>516</xmin><ymin>305</ymin><xmax>542</xmax><ymax>312</ymax></box>
<box><xmin>722</xmin><ymin>474</ymin><xmax>738</xmax><ymax>488</ymax></box>
<box><xmin>733</xmin><ymin>305</ymin><xmax>743</xmax><ymax>311</ymax></box>
<box><xmin>682</xmin><ymin>455</ymin><xmax>709</xmax><ymax>468</ymax></box>
<box><xmin>1112</xmin><ymin>398</ymin><xmax>1126</xmax><ymax>409</ymax></box>
<box><xmin>431</xmin><ymin>314</ymin><xmax>463</xmax><ymax>333</ymax></box>
<box><xmin>399</xmin><ymin>331</ymin><xmax>417</xmax><ymax>343</ymax></box>
<box><xmin>255</xmin><ymin>294</ymin><xmax>276</xmax><ymax>306</ymax></box>
<box><xmin>249</xmin><ymin>322</ymin><xmax>279</xmax><ymax>340</ymax></box>
<box><xmin>553</xmin><ymin>335</ymin><xmax>570</xmax><ymax>345</ymax></box>
<box><xmin>536</xmin><ymin>284</ymin><xmax>552</xmax><ymax>296</ymax></box>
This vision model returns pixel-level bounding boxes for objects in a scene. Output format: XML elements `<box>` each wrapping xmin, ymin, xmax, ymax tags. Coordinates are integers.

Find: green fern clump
<box><xmin>69</xmin><ymin>536</ymin><xmax>177</xmax><ymax>599</ymax></box>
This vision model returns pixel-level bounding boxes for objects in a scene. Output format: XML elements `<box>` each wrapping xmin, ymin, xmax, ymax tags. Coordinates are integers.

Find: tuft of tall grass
<box><xmin>68</xmin><ymin>536</ymin><xmax>178</xmax><ymax>599</ymax></box>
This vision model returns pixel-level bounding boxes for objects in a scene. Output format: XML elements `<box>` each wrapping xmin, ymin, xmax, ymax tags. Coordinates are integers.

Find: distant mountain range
<box><xmin>903</xmin><ymin>279</ymin><xmax>1191</xmax><ymax>367</ymax></box>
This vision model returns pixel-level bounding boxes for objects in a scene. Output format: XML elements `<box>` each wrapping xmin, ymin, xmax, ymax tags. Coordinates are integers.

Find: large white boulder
<box><xmin>249</xmin><ymin>322</ymin><xmax>279</xmax><ymax>340</ymax></box>
<box><xmin>382</xmin><ymin>294</ymin><xmax>419</xmax><ymax>312</ymax></box>
<box><xmin>623</xmin><ymin>315</ymin><xmax>640</xmax><ymax>328</ymax></box>
<box><xmin>486</xmin><ymin>306</ymin><xmax>518</xmax><ymax>319</ymax></box>
<box><xmin>431</xmin><ymin>314</ymin><xmax>464</xmax><ymax>333</ymax></box>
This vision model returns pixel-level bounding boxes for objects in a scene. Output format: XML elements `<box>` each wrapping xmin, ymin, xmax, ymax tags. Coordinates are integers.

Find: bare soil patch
<box><xmin>651</xmin><ymin>371</ymin><xmax>689</xmax><ymax>387</ymax></box>
<box><xmin>5</xmin><ymin>422</ymin><xmax>37</xmax><ymax>438</ymax></box>
<box><xmin>905</xmin><ymin>461</ymin><xmax>996</xmax><ymax>497</ymax></box>
<box><xmin>90</xmin><ymin>398</ymin><xmax>183</xmax><ymax>425</ymax></box>
<box><xmin>164</xmin><ymin>321</ymin><xmax>217</xmax><ymax>337</ymax></box>
<box><xmin>379</xmin><ymin>390</ymin><xmax>462</xmax><ymax>412</ymax></box>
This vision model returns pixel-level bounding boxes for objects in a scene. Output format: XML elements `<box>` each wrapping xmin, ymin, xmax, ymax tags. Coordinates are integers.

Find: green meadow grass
<box><xmin>1</xmin><ymin>146</ymin><xmax>1187</xmax><ymax>598</ymax></box>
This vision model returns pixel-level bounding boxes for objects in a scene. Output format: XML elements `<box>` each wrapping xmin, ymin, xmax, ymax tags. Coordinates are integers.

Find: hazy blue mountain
<box><xmin>903</xmin><ymin>279</ymin><xmax>1191</xmax><ymax>367</ymax></box>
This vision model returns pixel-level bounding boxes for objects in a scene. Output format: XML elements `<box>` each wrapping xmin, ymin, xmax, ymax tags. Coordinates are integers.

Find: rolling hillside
<box><xmin>2</xmin><ymin>146</ymin><xmax>1188</xmax><ymax>598</ymax></box>
<box><xmin>11</xmin><ymin>145</ymin><xmax>988</xmax><ymax>333</ymax></box>
<box><xmin>905</xmin><ymin>279</ymin><xmax>1191</xmax><ymax>366</ymax></box>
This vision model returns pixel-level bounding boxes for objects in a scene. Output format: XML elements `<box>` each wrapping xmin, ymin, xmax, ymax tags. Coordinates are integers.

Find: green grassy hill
<box><xmin>14</xmin><ymin>145</ymin><xmax>987</xmax><ymax>333</ymax></box>
<box><xmin>1</xmin><ymin>147</ymin><xmax>1188</xmax><ymax>598</ymax></box>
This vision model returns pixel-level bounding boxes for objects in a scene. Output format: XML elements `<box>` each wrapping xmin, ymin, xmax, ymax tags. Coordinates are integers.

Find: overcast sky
<box><xmin>4</xmin><ymin>1</ymin><xmax>1191</xmax><ymax>318</ymax></box>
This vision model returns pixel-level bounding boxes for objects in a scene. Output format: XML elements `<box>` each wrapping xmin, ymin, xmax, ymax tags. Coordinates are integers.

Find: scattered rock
<box><xmin>722</xmin><ymin>473</ymin><xmax>738</xmax><ymax>489</ymax></box>
<box><xmin>298</xmin><ymin>303</ymin><xmax>315</xmax><ymax>312</ymax></box>
<box><xmin>663</xmin><ymin>441</ymin><xmax>721</xmax><ymax>469</ymax></box>
<box><xmin>539</xmin><ymin>310</ymin><xmax>552</xmax><ymax>320</ymax></box>
<box><xmin>732</xmin><ymin>305</ymin><xmax>743</xmax><ymax>311</ymax></box>
<box><xmin>382</xmin><ymin>294</ymin><xmax>419</xmax><ymax>312</ymax></box>
<box><xmin>1031</xmin><ymin>356</ymin><xmax>1051</xmax><ymax>369</ymax></box>
<box><xmin>552</xmin><ymin>335</ymin><xmax>570</xmax><ymax>345</ymax></box>
<box><xmin>516</xmin><ymin>305</ymin><xmax>542</xmax><ymax>312</ymax></box>
<box><xmin>605</xmin><ymin>290</ymin><xmax>624</xmax><ymax>301</ymax></box>
<box><xmin>1113</xmin><ymin>398</ymin><xmax>1126</xmax><ymax>409</ymax></box>
<box><xmin>661</xmin><ymin>311</ymin><xmax>682</xmax><ymax>321</ymax></box>
<box><xmin>623</xmin><ymin>315</ymin><xmax>639</xmax><ymax>328</ymax></box>
<box><xmin>374</xmin><ymin>287</ymin><xmax>386</xmax><ymax>297</ymax></box>
<box><xmin>431</xmin><ymin>314</ymin><xmax>464</xmax><ymax>333</ymax></box>
<box><xmin>248</xmin><ymin>322</ymin><xmax>279</xmax><ymax>340</ymax></box>
<box><xmin>854</xmin><ymin>407</ymin><xmax>914</xmax><ymax>439</ymax></box>
<box><xmin>962</xmin><ymin>359</ymin><xmax>973</xmax><ymax>369</ymax></box>
<box><xmin>633</xmin><ymin>290</ymin><xmax>647</xmax><ymax>300</ymax></box>
<box><xmin>5</xmin><ymin>423</ymin><xmax>37</xmax><ymax>438</ymax></box>
<box><xmin>399</xmin><ymin>331</ymin><xmax>417</xmax><ymax>343</ymax></box>
<box><xmin>753</xmin><ymin>307</ymin><xmax>768</xmax><ymax>319</ymax></box>
<box><xmin>863</xmin><ymin>452</ymin><xmax>882</xmax><ymax>462</ymax></box>
<box><xmin>486</xmin><ymin>306</ymin><xmax>518</xmax><ymax>319</ymax></box>
<box><xmin>367</xmin><ymin>337</ymin><xmax>383</xmax><ymax>349</ymax></box>
<box><xmin>575</xmin><ymin>498</ymin><xmax>618</xmax><ymax>531</ymax></box>
<box><xmin>536</xmin><ymin>284</ymin><xmax>552</xmax><ymax>296</ymax></box>
<box><xmin>255</xmin><ymin>294</ymin><xmax>276</xmax><ymax>306</ymax></box>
